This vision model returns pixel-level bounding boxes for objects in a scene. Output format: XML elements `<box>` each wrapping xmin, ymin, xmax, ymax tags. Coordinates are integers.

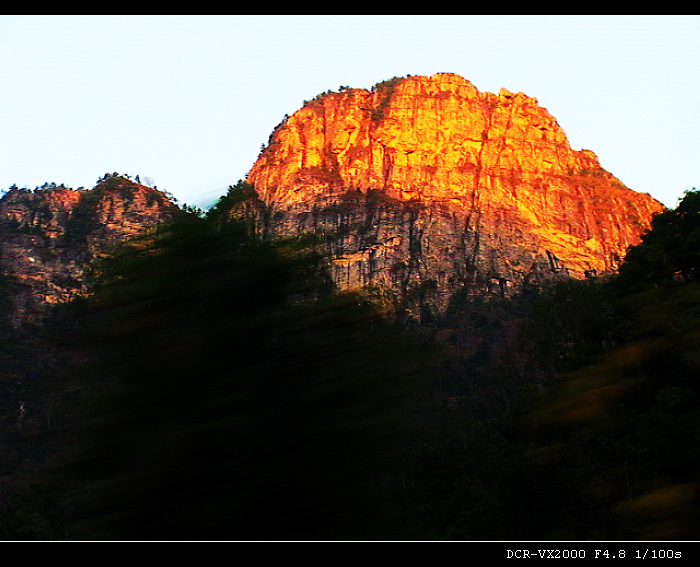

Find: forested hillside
<box><xmin>1</xmin><ymin>188</ymin><xmax>700</xmax><ymax>540</ymax></box>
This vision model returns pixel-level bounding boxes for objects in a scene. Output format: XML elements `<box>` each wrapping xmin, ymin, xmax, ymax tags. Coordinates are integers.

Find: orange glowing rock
<box><xmin>245</xmin><ymin>73</ymin><xmax>663</xmax><ymax>305</ymax></box>
<box><xmin>0</xmin><ymin>179</ymin><xmax>181</xmax><ymax>328</ymax></box>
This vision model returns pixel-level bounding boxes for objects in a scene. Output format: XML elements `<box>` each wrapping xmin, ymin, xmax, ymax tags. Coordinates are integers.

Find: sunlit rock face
<box><xmin>0</xmin><ymin>179</ymin><xmax>181</xmax><ymax>329</ymax></box>
<box><xmin>246</xmin><ymin>73</ymin><xmax>664</xmax><ymax>309</ymax></box>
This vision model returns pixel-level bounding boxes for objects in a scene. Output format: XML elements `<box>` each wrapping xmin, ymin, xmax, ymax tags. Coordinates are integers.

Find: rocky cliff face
<box><xmin>0</xmin><ymin>177</ymin><xmax>181</xmax><ymax>329</ymax></box>
<box><xmin>245</xmin><ymin>73</ymin><xmax>664</xmax><ymax>311</ymax></box>
<box><xmin>0</xmin><ymin>74</ymin><xmax>665</xmax><ymax>326</ymax></box>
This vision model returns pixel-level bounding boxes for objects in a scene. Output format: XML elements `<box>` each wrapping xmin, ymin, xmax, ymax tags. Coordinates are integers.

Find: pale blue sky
<box><xmin>1</xmin><ymin>15</ymin><xmax>698</xmax><ymax>208</ymax></box>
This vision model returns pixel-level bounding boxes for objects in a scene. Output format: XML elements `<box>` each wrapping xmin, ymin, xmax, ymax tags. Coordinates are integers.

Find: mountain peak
<box><xmin>0</xmin><ymin>180</ymin><xmax>181</xmax><ymax>328</ymax></box>
<box><xmin>244</xmin><ymin>73</ymin><xmax>664</xmax><ymax>310</ymax></box>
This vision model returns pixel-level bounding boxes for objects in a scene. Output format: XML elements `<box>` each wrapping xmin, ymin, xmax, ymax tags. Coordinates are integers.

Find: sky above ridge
<box><xmin>1</xmin><ymin>15</ymin><xmax>698</xmax><ymax>208</ymax></box>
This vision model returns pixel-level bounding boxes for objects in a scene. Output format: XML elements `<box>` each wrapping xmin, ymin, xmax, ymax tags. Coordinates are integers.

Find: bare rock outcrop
<box><xmin>245</xmin><ymin>73</ymin><xmax>664</xmax><ymax>309</ymax></box>
<box><xmin>0</xmin><ymin>177</ymin><xmax>181</xmax><ymax>329</ymax></box>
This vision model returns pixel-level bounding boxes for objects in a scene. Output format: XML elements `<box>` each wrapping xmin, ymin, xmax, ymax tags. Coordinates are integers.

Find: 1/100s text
<box><xmin>506</xmin><ymin>549</ymin><xmax>682</xmax><ymax>559</ymax></box>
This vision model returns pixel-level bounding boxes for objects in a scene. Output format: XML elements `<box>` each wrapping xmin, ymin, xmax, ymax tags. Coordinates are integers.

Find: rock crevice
<box><xmin>0</xmin><ymin>179</ymin><xmax>181</xmax><ymax>329</ymax></box>
<box><xmin>244</xmin><ymin>73</ymin><xmax>664</xmax><ymax>310</ymax></box>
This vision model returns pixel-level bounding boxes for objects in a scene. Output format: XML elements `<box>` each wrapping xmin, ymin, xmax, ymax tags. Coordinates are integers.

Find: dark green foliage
<box><xmin>179</xmin><ymin>203</ymin><xmax>206</xmax><ymax>218</ymax></box>
<box><xmin>0</xmin><ymin>482</ymin><xmax>68</xmax><ymax>540</ymax></box>
<box><xmin>60</xmin><ymin>188</ymin><xmax>101</xmax><ymax>246</ymax></box>
<box><xmin>521</xmin><ymin>279</ymin><xmax>618</xmax><ymax>373</ymax></box>
<box><xmin>370</xmin><ymin>76</ymin><xmax>404</xmax><ymax>121</ymax></box>
<box><xmin>52</xmin><ymin>215</ymin><xmax>431</xmax><ymax>540</ymax></box>
<box><xmin>4</xmin><ymin>180</ymin><xmax>700</xmax><ymax>541</ymax></box>
<box><xmin>517</xmin><ymin>280</ymin><xmax>700</xmax><ymax>539</ymax></box>
<box><xmin>371</xmin><ymin>76</ymin><xmax>404</xmax><ymax>93</ymax></box>
<box><xmin>412</xmin><ymin>410</ymin><xmax>515</xmax><ymax>539</ymax></box>
<box><xmin>411</xmin><ymin>279</ymin><xmax>700</xmax><ymax>539</ymax></box>
<box><xmin>616</xmin><ymin>189</ymin><xmax>700</xmax><ymax>289</ymax></box>
<box><xmin>412</xmin><ymin>191</ymin><xmax>700</xmax><ymax>540</ymax></box>
<box><xmin>206</xmin><ymin>180</ymin><xmax>259</xmax><ymax>221</ymax></box>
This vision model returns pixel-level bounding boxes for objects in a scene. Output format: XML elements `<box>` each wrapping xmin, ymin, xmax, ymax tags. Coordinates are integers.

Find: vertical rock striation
<box><xmin>0</xmin><ymin>178</ymin><xmax>181</xmax><ymax>329</ymax></box>
<box><xmin>245</xmin><ymin>73</ymin><xmax>664</xmax><ymax>309</ymax></box>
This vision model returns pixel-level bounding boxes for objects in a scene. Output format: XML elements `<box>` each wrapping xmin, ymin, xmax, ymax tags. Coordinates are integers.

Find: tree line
<box><xmin>1</xmin><ymin>188</ymin><xmax>700</xmax><ymax>540</ymax></box>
